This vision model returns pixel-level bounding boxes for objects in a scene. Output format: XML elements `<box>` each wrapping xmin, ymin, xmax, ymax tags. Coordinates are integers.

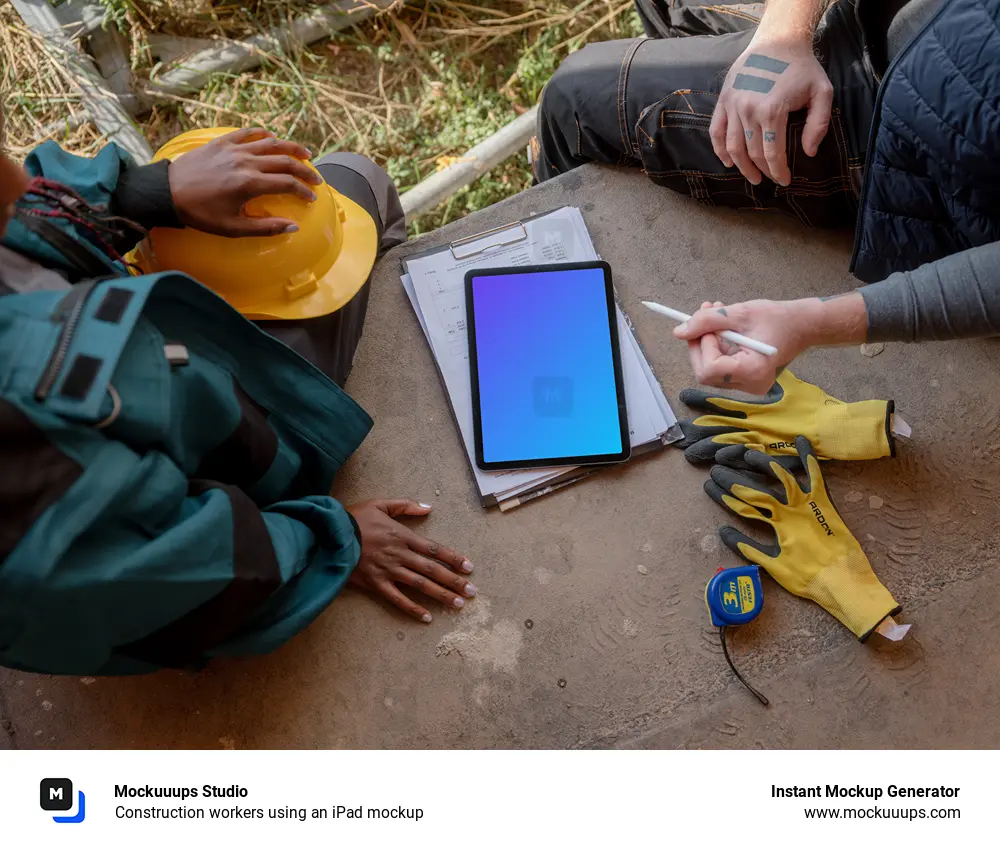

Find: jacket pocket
<box><xmin>100</xmin><ymin>318</ymin><xmax>172</xmax><ymax>446</ymax></box>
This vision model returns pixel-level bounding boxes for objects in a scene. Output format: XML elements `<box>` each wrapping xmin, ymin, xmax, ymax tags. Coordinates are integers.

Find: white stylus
<box><xmin>641</xmin><ymin>301</ymin><xmax>778</xmax><ymax>357</ymax></box>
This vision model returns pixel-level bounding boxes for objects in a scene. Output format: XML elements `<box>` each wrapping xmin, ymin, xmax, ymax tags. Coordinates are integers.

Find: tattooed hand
<box><xmin>709</xmin><ymin>39</ymin><xmax>833</xmax><ymax>187</ymax></box>
<box><xmin>675</xmin><ymin>300</ymin><xmax>802</xmax><ymax>394</ymax></box>
<box><xmin>673</xmin><ymin>294</ymin><xmax>868</xmax><ymax>394</ymax></box>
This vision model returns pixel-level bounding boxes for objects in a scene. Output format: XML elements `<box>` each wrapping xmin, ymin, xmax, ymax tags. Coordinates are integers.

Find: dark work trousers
<box><xmin>261</xmin><ymin>152</ymin><xmax>406</xmax><ymax>386</ymax></box>
<box><xmin>533</xmin><ymin>0</ymin><xmax>877</xmax><ymax>229</ymax></box>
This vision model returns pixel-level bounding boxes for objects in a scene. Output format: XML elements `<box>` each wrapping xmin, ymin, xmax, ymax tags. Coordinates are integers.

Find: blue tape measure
<box><xmin>705</xmin><ymin>565</ymin><xmax>768</xmax><ymax>706</ymax></box>
<box><xmin>705</xmin><ymin>565</ymin><xmax>763</xmax><ymax>627</ymax></box>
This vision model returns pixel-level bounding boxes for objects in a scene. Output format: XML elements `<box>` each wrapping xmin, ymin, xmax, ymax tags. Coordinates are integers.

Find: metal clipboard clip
<box><xmin>449</xmin><ymin>221</ymin><xmax>528</xmax><ymax>260</ymax></box>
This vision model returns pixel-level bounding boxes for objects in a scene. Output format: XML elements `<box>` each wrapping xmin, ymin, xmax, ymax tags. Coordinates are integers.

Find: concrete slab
<box><xmin>2</xmin><ymin>165</ymin><xmax>999</xmax><ymax>749</ymax></box>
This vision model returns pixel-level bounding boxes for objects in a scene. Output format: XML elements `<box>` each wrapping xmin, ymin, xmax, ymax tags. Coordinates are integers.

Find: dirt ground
<box><xmin>1</xmin><ymin>165</ymin><xmax>998</xmax><ymax>749</ymax></box>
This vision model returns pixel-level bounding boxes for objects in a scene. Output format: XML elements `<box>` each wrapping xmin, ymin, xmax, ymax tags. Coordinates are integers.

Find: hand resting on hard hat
<box><xmin>346</xmin><ymin>499</ymin><xmax>478</xmax><ymax>624</ymax></box>
<box><xmin>167</xmin><ymin>127</ymin><xmax>324</xmax><ymax>238</ymax></box>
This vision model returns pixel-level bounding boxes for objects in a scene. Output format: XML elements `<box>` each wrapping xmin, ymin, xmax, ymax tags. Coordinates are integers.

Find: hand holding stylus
<box><xmin>642</xmin><ymin>301</ymin><xmax>778</xmax><ymax>356</ymax></box>
<box><xmin>650</xmin><ymin>298</ymin><xmax>826</xmax><ymax>394</ymax></box>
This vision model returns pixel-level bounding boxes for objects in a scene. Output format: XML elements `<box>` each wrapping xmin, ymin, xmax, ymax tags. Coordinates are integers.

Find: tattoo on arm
<box><xmin>723</xmin><ymin>373</ymin><xmax>733</xmax><ymax>384</ymax></box>
<box><xmin>743</xmin><ymin>54</ymin><xmax>790</xmax><ymax>74</ymax></box>
<box><xmin>733</xmin><ymin>74</ymin><xmax>775</xmax><ymax>94</ymax></box>
<box><xmin>764</xmin><ymin>130</ymin><xmax>776</xmax><ymax>143</ymax></box>
<box><xmin>745</xmin><ymin>130</ymin><xmax>753</xmax><ymax>141</ymax></box>
<box><xmin>717</xmin><ymin>307</ymin><xmax>728</xmax><ymax>316</ymax></box>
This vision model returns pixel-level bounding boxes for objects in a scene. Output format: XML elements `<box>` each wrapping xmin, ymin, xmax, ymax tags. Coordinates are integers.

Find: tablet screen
<box><xmin>466</xmin><ymin>263</ymin><xmax>629</xmax><ymax>470</ymax></box>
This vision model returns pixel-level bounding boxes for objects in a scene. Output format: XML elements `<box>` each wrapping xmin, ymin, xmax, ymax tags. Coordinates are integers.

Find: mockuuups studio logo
<box><xmin>40</xmin><ymin>778</ymin><xmax>86</xmax><ymax>823</ymax></box>
<box><xmin>533</xmin><ymin>376</ymin><xmax>573</xmax><ymax>417</ymax></box>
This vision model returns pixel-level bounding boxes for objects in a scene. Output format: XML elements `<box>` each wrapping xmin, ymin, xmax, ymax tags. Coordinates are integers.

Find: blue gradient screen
<box><xmin>470</xmin><ymin>267</ymin><xmax>624</xmax><ymax>465</ymax></box>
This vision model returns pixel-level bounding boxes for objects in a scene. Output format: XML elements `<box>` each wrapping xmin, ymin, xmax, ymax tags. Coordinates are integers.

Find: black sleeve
<box><xmin>111</xmin><ymin>159</ymin><xmax>182</xmax><ymax>233</ymax></box>
<box><xmin>347</xmin><ymin>510</ymin><xmax>363</xmax><ymax>547</ymax></box>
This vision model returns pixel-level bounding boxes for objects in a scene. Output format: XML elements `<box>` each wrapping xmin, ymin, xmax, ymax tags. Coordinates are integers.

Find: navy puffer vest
<box><xmin>851</xmin><ymin>0</ymin><xmax>1000</xmax><ymax>282</ymax></box>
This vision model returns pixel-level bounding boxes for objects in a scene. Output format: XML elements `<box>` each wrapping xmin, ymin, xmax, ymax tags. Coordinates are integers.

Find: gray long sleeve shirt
<box><xmin>859</xmin><ymin>240</ymin><xmax>1000</xmax><ymax>343</ymax></box>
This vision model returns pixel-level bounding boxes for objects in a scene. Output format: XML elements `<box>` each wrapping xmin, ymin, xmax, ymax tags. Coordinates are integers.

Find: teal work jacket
<box><xmin>0</xmin><ymin>142</ymin><xmax>371</xmax><ymax>674</ymax></box>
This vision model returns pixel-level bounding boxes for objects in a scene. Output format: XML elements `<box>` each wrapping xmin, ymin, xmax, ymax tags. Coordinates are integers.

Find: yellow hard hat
<box><xmin>131</xmin><ymin>127</ymin><xmax>378</xmax><ymax>321</ymax></box>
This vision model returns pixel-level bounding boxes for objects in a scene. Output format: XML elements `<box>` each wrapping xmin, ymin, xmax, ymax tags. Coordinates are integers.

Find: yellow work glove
<box><xmin>677</xmin><ymin>369</ymin><xmax>895</xmax><ymax>464</ymax></box>
<box><xmin>706</xmin><ymin>436</ymin><xmax>900</xmax><ymax>641</ymax></box>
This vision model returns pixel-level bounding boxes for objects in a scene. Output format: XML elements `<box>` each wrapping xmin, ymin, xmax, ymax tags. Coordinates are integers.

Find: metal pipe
<box><xmin>400</xmin><ymin>106</ymin><xmax>538</xmax><ymax>220</ymax></box>
<box><xmin>12</xmin><ymin>0</ymin><xmax>152</xmax><ymax>162</ymax></box>
<box><xmin>53</xmin><ymin>1</ymin><xmax>105</xmax><ymax>38</ymax></box>
<box><xmin>148</xmin><ymin>0</ymin><xmax>395</xmax><ymax>96</ymax></box>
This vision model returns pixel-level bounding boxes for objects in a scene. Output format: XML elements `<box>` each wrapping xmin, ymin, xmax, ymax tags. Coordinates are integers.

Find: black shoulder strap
<box><xmin>14</xmin><ymin>214</ymin><xmax>120</xmax><ymax>282</ymax></box>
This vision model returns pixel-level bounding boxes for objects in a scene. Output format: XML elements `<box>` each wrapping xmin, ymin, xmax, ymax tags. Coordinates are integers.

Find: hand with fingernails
<box><xmin>709</xmin><ymin>6</ymin><xmax>834</xmax><ymax>187</ymax></box>
<box><xmin>346</xmin><ymin>499</ymin><xmax>477</xmax><ymax>623</ymax></box>
<box><xmin>168</xmin><ymin>127</ymin><xmax>324</xmax><ymax>238</ymax></box>
<box><xmin>673</xmin><ymin>294</ymin><xmax>868</xmax><ymax>394</ymax></box>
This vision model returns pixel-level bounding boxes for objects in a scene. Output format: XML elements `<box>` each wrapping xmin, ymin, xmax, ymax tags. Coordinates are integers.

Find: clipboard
<box><xmin>399</xmin><ymin>208</ymin><xmax>681</xmax><ymax>510</ymax></box>
<box><xmin>400</xmin><ymin>209</ymin><xmax>555</xmax><ymax>269</ymax></box>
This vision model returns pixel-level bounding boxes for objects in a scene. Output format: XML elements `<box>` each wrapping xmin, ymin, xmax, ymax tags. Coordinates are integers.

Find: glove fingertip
<box><xmin>675</xmin><ymin>420</ymin><xmax>698</xmax><ymax>446</ymax></box>
<box><xmin>718</xmin><ymin>524</ymin><xmax>750</xmax><ymax>557</ymax></box>
<box><xmin>714</xmin><ymin>444</ymin><xmax>747</xmax><ymax>468</ymax></box>
<box><xmin>743</xmin><ymin>447</ymin><xmax>772</xmax><ymax>467</ymax></box>
<box><xmin>684</xmin><ymin>441</ymin><xmax>720</xmax><ymax>465</ymax></box>
<box><xmin>794</xmin><ymin>435</ymin><xmax>817</xmax><ymax>461</ymax></box>
<box><xmin>704</xmin><ymin>478</ymin><xmax>728</xmax><ymax>506</ymax></box>
<box><xmin>708</xmin><ymin>464</ymin><xmax>730</xmax><ymax>489</ymax></box>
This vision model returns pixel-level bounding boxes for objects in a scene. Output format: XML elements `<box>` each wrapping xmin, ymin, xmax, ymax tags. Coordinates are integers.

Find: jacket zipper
<box><xmin>849</xmin><ymin>0</ymin><xmax>956</xmax><ymax>273</ymax></box>
<box><xmin>34</xmin><ymin>281</ymin><xmax>97</xmax><ymax>401</ymax></box>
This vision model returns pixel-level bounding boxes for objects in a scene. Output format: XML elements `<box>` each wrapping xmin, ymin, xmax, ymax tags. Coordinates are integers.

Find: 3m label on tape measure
<box><xmin>737</xmin><ymin>576</ymin><xmax>756</xmax><ymax>613</ymax></box>
<box><xmin>720</xmin><ymin>576</ymin><xmax>757</xmax><ymax>616</ymax></box>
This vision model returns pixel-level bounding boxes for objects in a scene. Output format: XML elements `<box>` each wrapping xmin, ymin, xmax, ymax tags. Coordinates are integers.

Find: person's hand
<box><xmin>346</xmin><ymin>499</ymin><xmax>477</xmax><ymax>623</ymax></box>
<box><xmin>674</xmin><ymin>300</ymin><xmax>808</xmax><ymax>394</ymax></box>
<box><xmin>709</xmin><ymin>38</ymin><xmax>834</xmax><ymax>186</ymax></box>
<box><xmin>168</xmin><ymin>128</ymin><xmax>323</xmax><ymax>238</ymax></box>
<box><xmin>0</xmin><ymin>152</ymin><xmax>29</xmax><ymax>239</ymax></box>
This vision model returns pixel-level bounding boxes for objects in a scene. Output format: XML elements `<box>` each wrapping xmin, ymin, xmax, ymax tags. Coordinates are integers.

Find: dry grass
<box><xmin>2</xmin><ymin>0</ymin><xmax>642</xmax><ymax>232</ymax></box>
<box><xmin>0</xmin><ymin>4</ymin><xmax>106</xmax><ymax>157</ymax></box>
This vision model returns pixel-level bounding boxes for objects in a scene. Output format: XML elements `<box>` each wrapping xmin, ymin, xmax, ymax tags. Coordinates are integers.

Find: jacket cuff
<box><xmin>112</xmin><ymin>160</ymin><xmax>182</xmax><ymax>230</ymax></box>
<box><xmin>347</xmin><ymin>511</ymin><xmax>363</xmax><ymax>548</ymax></box>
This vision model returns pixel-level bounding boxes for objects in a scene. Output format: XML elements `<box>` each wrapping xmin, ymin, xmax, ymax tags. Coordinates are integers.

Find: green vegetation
<box><xmin>7</xmin><ymin>2</ymin><xmax>644</xmax><ymax>233</ymax></box>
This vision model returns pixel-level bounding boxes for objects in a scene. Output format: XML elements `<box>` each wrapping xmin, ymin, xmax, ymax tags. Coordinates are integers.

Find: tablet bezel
<box><xmin>465</xmin><ymin>260</ymin><xmax>631</xmax><ymax>471</ymax></box>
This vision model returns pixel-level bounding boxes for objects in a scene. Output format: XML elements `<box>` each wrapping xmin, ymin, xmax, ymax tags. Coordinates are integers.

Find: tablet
<box><xmin>465</xmin><ymin>261</ymin><xmax>631</xmax><ymax>471</ymax></box>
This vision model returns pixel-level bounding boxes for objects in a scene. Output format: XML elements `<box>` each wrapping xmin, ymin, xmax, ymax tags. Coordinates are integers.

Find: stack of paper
<box><xmin>401</xmin><ymin>206</ymin><xmax>681</xmax><ymax>509</ymax></box>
